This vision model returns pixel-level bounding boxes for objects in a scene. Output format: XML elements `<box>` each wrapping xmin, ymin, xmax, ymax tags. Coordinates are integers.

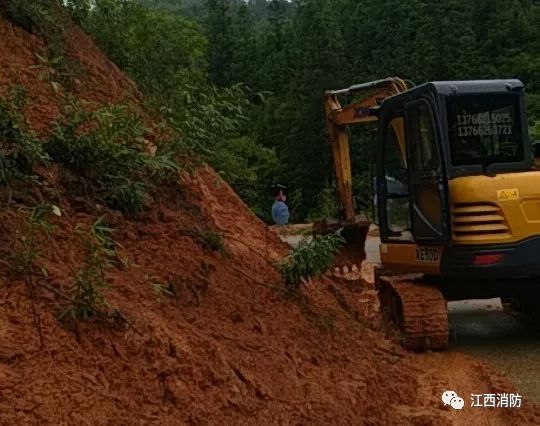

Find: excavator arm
<box><xmin>316</xmin><ymin>77</ymin><xmax>409</xmax><ymax>267</ymax></box>
<box><xmin>324</xmin><ymin>77</ymin><xmax>409</xmax><ymax>223</ymax></box>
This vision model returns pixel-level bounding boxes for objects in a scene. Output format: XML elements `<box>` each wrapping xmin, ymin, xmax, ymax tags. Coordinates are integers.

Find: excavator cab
<box><xmin>375</xmin><ymin>80</ymin><xmax>534</xmax><ymax>278</ymax></box>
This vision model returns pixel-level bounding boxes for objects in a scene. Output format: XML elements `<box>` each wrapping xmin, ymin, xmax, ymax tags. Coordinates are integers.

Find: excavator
<box><xmin>322</xmin><ymin>77</ymin><xmax>540</xmax><ymax>351</ymax></box>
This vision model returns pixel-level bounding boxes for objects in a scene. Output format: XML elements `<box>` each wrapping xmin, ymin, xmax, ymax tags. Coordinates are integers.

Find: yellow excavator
<box><xmin>323</xmin><ymin>77</ymin><xmax>540</xmax><ymax>351</ymax></box>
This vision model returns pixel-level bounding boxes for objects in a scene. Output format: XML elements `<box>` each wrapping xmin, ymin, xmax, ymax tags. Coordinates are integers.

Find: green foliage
<box><xmin>11</xmin><ymin>205</ymin><xmax>56</xmax><ymax>279</ymax></box>
<box><xmin>46</xmin><ymin>98</ymin><xmax>180</xmax><ymax>215</ymax></box>
<box><xmin>286</xmin><ymin>188</ymin><xmax>304</xmax><ymax>223</ymax></box>
<box><xmin>84</xmin><ymin>0</ymin><xmax>208</xmax><ymax>94</ymax></box>
<box><xmin>306</xmin><ymin>184</ymin><xmax>339</xmax><ymax>222</ymax></box>
<box><xmin>162</xmin><ymin>83</ymin><xmax>249</xmax><ymax>153</ymax></box>
<box><xmin>145</xmin><ymin>274</ymin><xmax>175</xmax><ymax>302</ymax></box>
<box><xmin>205</xmin><ymin>0</ymin><xmax>234</xmax><ymax>86</ymax></box>
<box><xmin>108</xmin><ymin>179</ymin><xmax>149</xmax><ymax>216</ymax></box>
<box><xmin>528</xmin><ymin>93</ymin><xmax>540</xmax><ymax>140</ymax></box>
<box><xmin>279</xmin><ymin>231</ymin><xmax>345</xmax><ymax>290</ymax></box>
<box><xmin>532</xmin><ymin>121</ymin><xmax>540</xmax><ymax>141</ymax></box>
<box><xmin>175</xmin><ymin>86</ymin><xmax>278</xmax><ymax>210</ymax></box>
<box><xmin>0</xmin><ymin>91</ymin><xmax>49</xmax><ymax>184</ymax></box>
<box><xmin>2</xmin><ymin>1</ymin><xmax>65</xmax><ymax>46</ymax></box>
<box><xmin>60</xmin><ymin>217</ymin><xmax>115</xmax><ymax>321</ymax></box>
<box><xmin>80</xmin><ymin>0</ymin><xmax>277</xmax><ymax>216</ymax></box>
<box><xmin>206</xmin><ymin>132</ymin><xmax>278</xmax><ymax>217</ymax></box>
<box><xmin>10</xmin><ymin>204</ymin><xmax>57</xmax><ymax>348</ymax></box>
<box><xmin>200</xmin><ymin>230</ymin><xmax>227</xmax><ymax>254</ymax></box>
<box><xmin>32</xmin><ymin>52</ymin><xmax>79</xmax><ymax>91</ymax></box>
<box><xmin>64</xmin><ymin>0</ymin><xmax>92</xmax><ymax>24</ymax></box>
<box><xmin>2</xmin><ymin>86</ymin><xmax>180</xmax><ymax>215</ymax></box>
<box><xmin>198</xmin><ymin>0</ymin><xmax>540</xmax><ymax>220</ymax></box>
<box><xmin>3</xmin><ymin>0</ymin><xmax>80</xmax><ymax>84</ymax></box>
<box><xmin>12</xmin><ymin>0</ymin><xmax>539</xmax><ymax>222</ymax></box>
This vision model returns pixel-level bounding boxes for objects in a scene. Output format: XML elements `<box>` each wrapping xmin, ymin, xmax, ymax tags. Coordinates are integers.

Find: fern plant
<box><xmin>11</xmin><ymin>205</ymin><xmax>56</xmax><ymax>347</ymax></box>
<box><xmin>0</xmin><ymin>94</ymin><xmax>49</xmax><ymax>184</ymax></box>
<box><xmin>279</xmin><ymin>231</ymin><xmax>345</xmax><ymax>290</ymax></box>
<box><xmin>60</xmin><ymin>217</ymin><xmax>115</xmax><ymax>321</ymax></box>
<box><xmin>46</xmin><ymin>98</ymin><xmax>180</xmax><ymax>215</ymax></box>
<box><xmin>145</xmin><ymin>274</ymin><xmax>174</xmax><ymax>302</ymax></box>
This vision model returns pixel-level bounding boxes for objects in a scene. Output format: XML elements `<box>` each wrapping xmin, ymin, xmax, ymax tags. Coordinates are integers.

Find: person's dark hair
<box><xmin>271</xmin><ymin>183</ymin><xmax>287</xmax><ymax>198</ymax></box>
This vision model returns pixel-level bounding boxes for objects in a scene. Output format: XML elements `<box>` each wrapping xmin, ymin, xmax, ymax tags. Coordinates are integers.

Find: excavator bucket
<box><xmin>313</xmin><ymin>215</ymin><xmax>370</xmax><ymax>271</ymax></box>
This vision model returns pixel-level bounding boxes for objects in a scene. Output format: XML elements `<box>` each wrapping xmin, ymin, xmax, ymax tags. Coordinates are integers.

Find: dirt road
<box><xmin>363</xmin><ymin>235</ymin><xmax>540</xmax><ymax>405</ymax></box>
<box><xmin>449</xmin><ymin>299</ymin><xmax>540</xmax><ymax>403</ymax></box>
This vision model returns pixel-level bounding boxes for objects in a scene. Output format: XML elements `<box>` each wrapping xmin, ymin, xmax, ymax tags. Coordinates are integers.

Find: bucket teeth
<box><xmin>333</xmin><ymin>263</ymin><xmax>361</xmax><ymax>277</ymax></box>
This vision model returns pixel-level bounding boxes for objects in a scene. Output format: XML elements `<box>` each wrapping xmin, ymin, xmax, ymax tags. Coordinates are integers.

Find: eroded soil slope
<box><xmin>0</xmin><ymin>18</ymin><xmax>141</xmax><ymax>134</ymax></box>
<box><xmin>0</xmin><ymin>15</ymin><xmax>538</xmax><ymax>426</ymax></box>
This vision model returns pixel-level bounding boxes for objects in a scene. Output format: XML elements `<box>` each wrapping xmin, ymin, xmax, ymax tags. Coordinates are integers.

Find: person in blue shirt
<box><xmin>271</xmin><ymin>184</ymin><xmax>290</xmax><ymax>225</ymax></box>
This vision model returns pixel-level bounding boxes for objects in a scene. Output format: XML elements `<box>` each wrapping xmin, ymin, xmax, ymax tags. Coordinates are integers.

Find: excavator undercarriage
<box><xmin>375</xmin><ymin>271</ymin><xmax>449</xmax><ymax>351</ymax></box>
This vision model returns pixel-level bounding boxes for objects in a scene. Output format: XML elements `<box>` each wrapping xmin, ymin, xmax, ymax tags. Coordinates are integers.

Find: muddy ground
<box><xmin>278</xmin><ymin>226</ymin><xmax>540</xmax><ymax>424</ymax></box>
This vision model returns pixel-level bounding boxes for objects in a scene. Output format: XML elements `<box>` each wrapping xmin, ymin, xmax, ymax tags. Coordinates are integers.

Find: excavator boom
<box><xmin>319</xmin><ymin>77</ymin><xmax>409</xmax><ymax>265</ymax></box>
<box><xmin>324</xmin><ymin>77</ymin><xmax>408</xmax><ymax>223</ymax></box>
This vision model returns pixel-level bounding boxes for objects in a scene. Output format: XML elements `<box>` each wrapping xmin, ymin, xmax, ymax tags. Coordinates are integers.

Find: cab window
<box><xmin>382</xmin><ymin>116</ymin><xmax>412</xmax><ymax>241</ymax></box>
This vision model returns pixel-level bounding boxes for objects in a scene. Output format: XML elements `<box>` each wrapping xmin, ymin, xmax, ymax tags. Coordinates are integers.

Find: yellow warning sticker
<box><xmin>497</xmin><ymin>188</ymin><xmax>519</xmax><ymax>201</ymax></box>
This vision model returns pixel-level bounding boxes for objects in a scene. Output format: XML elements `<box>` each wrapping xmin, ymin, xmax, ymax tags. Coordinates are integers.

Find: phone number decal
<box><xmin>456</xmin><ymin>112</ymin><xmax>513</xmax><ymax>137</ymax></box>
<box><xmin>458</xmin><ymin>124</ymin><xmax>512</xmax><ymax>137</ymax></box>
<box><xmin>457</xmin><ymin>113</ymin><xmax>512</xmax><ymax>125</ymax></box>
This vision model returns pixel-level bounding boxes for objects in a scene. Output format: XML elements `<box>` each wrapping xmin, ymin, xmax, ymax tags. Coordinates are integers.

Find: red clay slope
<box><xmin>0</xmin><ymin>18</ymin><xmax>140</xmax><ymax>134</ymax></box>
<box><xmin>0</xmin><ymin>16</ymin><xmax>538</xmax><ymax>426</ymax></box>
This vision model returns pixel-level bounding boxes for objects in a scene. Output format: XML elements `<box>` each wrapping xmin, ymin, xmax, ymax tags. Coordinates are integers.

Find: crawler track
<box><xmin>376</xmin><ymin>272</ymin><xmax>449</xmax><ymax>351</ymax></box>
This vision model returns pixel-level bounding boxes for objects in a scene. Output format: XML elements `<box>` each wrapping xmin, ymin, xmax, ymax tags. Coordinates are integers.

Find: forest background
<box><xmin>29</xmin><ymin>0</ymin><xmax>540</xmax><ymax>221</ymax></box>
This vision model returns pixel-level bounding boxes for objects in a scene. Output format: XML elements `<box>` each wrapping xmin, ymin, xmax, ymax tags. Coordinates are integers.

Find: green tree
<box><xmin>75</xmin><ymin>0</ymin><xmax>540</xmax><ymax>221</ymax></box>
<box><xmin>86</xmin><ymin>0</ymin><xmax>207</xmax><ymax>94</ymax></box>
<box><xmin>229</xmin><ymin>3</ymin><xmax>258</xmax><ymax>86</ymax></box>
<box><xmin>413</xmin><ymin>0</ymin><xmax>478</xmax><ymax>80</ymax></box>
<box><xmin>205</xmin><ymin>0</ymin><xmax>234</xmax><ymax>86</ymax></box>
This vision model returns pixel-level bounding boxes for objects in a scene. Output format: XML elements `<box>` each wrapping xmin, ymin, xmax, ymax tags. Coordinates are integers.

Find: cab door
<box><xmin>376</xmin><ymin>97</ymin><xmax>416</xmax><ymax>243</ymax></box>
<box><xmin>404</xmin><ymin>99</ymin><xmax>450</xmax><ymax>243</ymax></box>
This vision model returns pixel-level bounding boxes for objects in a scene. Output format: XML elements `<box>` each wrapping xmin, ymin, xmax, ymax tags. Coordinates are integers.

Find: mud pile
<box><xmin>0</xmin><ymin>16</ymin><xmax>538</xmax><ymax>426</ymax></box>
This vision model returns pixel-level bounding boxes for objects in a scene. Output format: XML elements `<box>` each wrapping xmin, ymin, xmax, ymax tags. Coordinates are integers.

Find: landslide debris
<box><xmin>0</xmin><ymin>12</ymin><xmax>538</xmax><ymax>426</ymax></box>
